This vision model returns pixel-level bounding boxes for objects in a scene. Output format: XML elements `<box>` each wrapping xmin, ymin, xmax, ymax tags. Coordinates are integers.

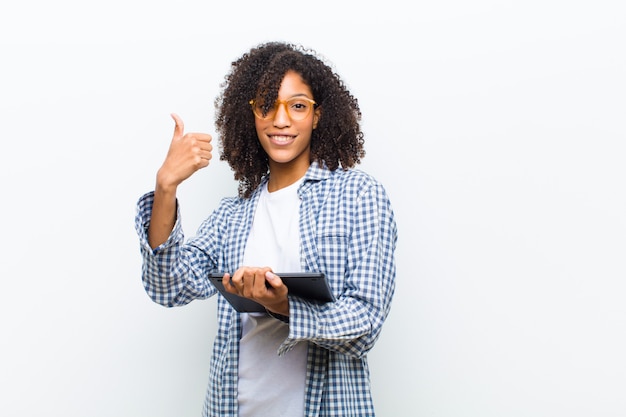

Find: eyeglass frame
<box><xmin>249</xmin><ymin>97</ymin><xmax>317</xmax><ymax>121</ymax></box>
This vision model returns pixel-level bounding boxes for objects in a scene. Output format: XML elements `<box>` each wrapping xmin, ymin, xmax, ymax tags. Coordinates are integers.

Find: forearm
<box><xmin>282</xmin><ymin>294</ymin><xmax>389</xmax><ymax>358</ymax></box>
<box><xmin>148</xmin><ymin>184</ymin><xmax>178</xmax><ymax>249</ymax></box>
<box><xmin>281</xmin><ymin>182</ymin><xmax>397</xmax><ymax>357</ymax></box>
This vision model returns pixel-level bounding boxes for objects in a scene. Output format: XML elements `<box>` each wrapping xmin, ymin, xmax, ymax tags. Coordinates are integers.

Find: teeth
<box><xmin>272</xmin><ymin>135</ymin><xmax>293</xmax><ymax>142</ymax></box>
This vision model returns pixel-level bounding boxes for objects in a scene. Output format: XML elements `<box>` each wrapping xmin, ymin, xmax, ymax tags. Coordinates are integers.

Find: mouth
<box><xmin>269</xmin><ymin>134</ymin><xmax>296</xmax><ymax>145</ymax></box>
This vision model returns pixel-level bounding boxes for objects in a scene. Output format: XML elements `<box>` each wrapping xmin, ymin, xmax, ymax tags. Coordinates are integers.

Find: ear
<box><xmin>312</xmin><ymin>106</ymin><xmax>321</xmax><ymax>129</ymax></box>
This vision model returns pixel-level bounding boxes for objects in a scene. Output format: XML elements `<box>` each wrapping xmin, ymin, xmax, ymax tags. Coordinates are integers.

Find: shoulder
<box><xmin>328</xmin><ymin>167</ymin><xmax>387</xmax><ymax>197</ymax></box>
<box><xmin>206</xmin><ymin>195</ymin><xmax>249</xmax><ymax>224</ymax></box>
<box><xmin>211</xmin><ymin>179</ymin><xmax>265</xmax><ymax>217</ymax></box>
<box><xmin>304</xmin><ymin>164</ymin><xmax>390</xmax><ymax>205</ymax></box>
<box><xmin>332</xmin><ymin>167</ymin><xmax>378</xmax><ymax>185</ymax></box>
<box><xmin>306</xmin><ymin>162</ymin><xmax>381</xmax><ymax>188</ymax></box>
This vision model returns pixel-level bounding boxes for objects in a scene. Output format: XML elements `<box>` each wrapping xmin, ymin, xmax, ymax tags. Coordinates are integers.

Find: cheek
<box><xmin>299</xmin><ymin>117</ymin><xmax>316</xmax><ymax>133</ymax></box>
<box><xmin>254</xmin><ymin>119</ymin><xmax>267</xmax><ymax>137</ymax></box>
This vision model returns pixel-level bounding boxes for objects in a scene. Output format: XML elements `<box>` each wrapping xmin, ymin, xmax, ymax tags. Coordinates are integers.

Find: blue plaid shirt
<box><xmin>135</xmin><ymin>162</ymin><xmax>397</xmax><ymax>416</ymax></box>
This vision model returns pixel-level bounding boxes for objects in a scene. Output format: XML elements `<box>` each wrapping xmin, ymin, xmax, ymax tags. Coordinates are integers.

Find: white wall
<box><xmin>1</xmin><ymin>1</ymin><xmax>624</xmax><ymax>416</ymax></box>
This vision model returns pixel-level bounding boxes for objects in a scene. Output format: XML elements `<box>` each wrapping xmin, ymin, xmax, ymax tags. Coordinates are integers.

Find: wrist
<box><xmin>154</xmin><ymin>180</ymin><xmax>177</xmax><ymax>201</ymax></box>
<box><xmin>266</xmin><ymin>299</ymin><xmax>289</xmax><ymax>317</ymax></box>
<box><xmin>155</xmin><ymin>169</ymin><xmax>180</xmax><ymax>195</ymax></box>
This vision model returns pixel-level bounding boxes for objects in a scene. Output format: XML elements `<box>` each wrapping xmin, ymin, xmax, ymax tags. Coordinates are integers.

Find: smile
<box><xmin>269</xmin><ymin>135</ymin><xmax>296</xmax><ymax>144</ymax></box>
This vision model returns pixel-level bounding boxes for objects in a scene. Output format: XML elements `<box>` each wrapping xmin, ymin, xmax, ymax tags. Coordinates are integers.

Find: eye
<box><xmin>252</xmin><ymin>99</ymin><xmax>276</xmax><ymax>118</ymax></box>
<box><xmin>289</xmin><ymin>99</ymin><xmax>311</xmax><ymax>113</ymax></box>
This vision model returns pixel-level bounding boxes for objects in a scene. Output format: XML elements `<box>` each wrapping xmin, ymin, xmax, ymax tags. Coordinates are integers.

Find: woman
<box><xmin>135</xmin><ymin>41</ymin><xmax>397</xmax><ymax>416</ymax></box>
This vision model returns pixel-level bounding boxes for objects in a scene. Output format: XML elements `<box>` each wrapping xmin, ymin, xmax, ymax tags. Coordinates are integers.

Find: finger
<box><xmin>198</xmin><ymin>150</ymin><xmax>213</xmax><ymax>162</ymax></box>
<box><xmin>194</xmin><ymin>135</ymin><xmax>213</xmax><ymax>152</ymax></box>
<box><xmin>231</xmin><ymin>271</ymin><xmax>247</xmax><ymax>294</ymax></box>
<box><xmin>222</xmin><ymin>273</ymin><xmax>235</xmax><ymax>293</ymax></box>
<box><xmin>265</xmin><ymin>271</ymin><xmax>282</xmax><ymax>288</ymax></box>
<box><xmin>242</xmin><ymin>271</ymin><xmax>260</xmax><ymax>298</ymax></box>
<box><xmin>193</xmin><ymin>133</ymin><xmax>213</xmax><ymax>146</ymax></box>
<box><xmin>170</xmin><ymin>113</ymin><xmax>185</xmax><ymax>140</ymax></box>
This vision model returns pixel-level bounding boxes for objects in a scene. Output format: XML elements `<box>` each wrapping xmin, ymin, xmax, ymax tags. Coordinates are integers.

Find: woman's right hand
<box><xmin>148</xmin><ymin>114</ymin><xmax>213</xmax><ymax>249</ymax></box>
<box><xmin>156</xmin><ymin>113</ymin><xmax>213</xmax><ymax>191</ymax></box>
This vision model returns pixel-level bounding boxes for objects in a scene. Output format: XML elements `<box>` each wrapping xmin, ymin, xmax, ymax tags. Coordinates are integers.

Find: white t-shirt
<box><xmin>238</xmin><ymin>178</ymin><xmax>307</xmax><ymax>417</ymax></box>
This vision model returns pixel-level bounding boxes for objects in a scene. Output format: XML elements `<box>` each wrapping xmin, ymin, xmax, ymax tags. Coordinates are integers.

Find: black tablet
<box><xmin>209</xmin><ymin>272</ymin><xmax>335</xmax><ymax>313</ymax></box>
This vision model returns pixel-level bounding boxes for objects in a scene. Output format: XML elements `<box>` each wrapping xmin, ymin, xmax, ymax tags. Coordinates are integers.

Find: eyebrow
<box><xmin>283</xmin><ymin>93</ymin><xmax>313</xmax><ymax>100</ymax></box>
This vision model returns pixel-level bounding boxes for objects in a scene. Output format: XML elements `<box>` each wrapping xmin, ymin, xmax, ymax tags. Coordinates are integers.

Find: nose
<box><xmin>273</xmin><ymin>102</ymin><xmax>291</xmax><ymax>127</ymax></box>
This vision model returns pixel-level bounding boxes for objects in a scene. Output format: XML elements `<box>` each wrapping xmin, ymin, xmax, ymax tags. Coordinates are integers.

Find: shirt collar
<box><xmin>303</xmin><ymin>161</ymin><xmax>332</xmax><ymax>183</ymax></box>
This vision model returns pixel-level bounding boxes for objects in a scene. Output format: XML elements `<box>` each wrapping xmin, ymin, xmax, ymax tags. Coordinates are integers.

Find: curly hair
<box><xmin>214</xmin><ymin>41</ymin><xmax>365</xmax><ymax>198</ymax></box>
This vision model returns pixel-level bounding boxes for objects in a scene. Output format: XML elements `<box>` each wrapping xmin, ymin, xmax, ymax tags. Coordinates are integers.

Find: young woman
<box><xmin>135</xmin><ymin>41</ymin><xmax>398</xmax><ymax>417</ymax></box>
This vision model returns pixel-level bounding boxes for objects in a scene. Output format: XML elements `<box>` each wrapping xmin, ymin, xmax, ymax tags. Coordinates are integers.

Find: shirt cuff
<box><xmin>266</xmin><ymin>308</ymin><xmax>289</xmax><ymax>324</ymax></box>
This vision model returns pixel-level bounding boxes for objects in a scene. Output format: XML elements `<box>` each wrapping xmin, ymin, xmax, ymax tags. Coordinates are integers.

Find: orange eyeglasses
<box><xmin>249</xmin><ymin>97</ymin><xmax>317</xmax><ymax>121</ymax></box>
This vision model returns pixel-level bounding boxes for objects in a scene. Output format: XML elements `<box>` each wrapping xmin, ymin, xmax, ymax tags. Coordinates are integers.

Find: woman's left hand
<box><xmin>223</xmin><ymin>267</ymin><xmax>289</xmax><ymax>316</ymax></box>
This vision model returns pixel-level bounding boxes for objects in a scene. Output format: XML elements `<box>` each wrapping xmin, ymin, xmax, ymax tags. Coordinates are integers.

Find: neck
<box><xmin>267</xmin><ymin>161</ymin><xmax>309</xmax><ymax>192</ymax></box>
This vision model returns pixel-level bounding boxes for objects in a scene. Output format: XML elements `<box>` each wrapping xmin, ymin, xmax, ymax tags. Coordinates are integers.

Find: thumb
<box><xmin>170</xmin><ymin>113</ymin><xmax>184</xmax><ymax>139</ymax></box>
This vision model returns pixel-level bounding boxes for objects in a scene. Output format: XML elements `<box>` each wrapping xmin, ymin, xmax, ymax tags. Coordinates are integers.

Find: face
<box><xmin>254</xmin><ymin>70</ymin><xmax>320</xmax><ymax>176</ymax></box>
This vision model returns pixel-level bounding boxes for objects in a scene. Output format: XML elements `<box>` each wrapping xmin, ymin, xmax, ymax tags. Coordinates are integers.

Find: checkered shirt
<box><xmin>135</xmin><ymin>162</ymin><xmax>397</xmax><ymax>416</ymax></box>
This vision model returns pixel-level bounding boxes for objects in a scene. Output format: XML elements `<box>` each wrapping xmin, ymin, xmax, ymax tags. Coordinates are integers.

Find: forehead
<box><xmin>277</xmin><ymin>71</ymin><xmax>313</xmax><ymax>98</ymax></box>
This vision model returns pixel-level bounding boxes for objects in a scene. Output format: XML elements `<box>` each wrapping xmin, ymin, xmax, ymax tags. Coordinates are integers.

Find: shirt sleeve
<box><xmin>279</xmin><ymin>177</ymin><xmax>398</xmax><ymax>357</ymax></box>
<box><xmin>134</xmin><ymin>191</ymin><xmax>219</xmax><ymax>307</ymax></box>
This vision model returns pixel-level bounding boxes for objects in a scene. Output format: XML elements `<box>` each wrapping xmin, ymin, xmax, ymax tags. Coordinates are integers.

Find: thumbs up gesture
<box><xmin>156</xmin><ymin>113</ymin><xmax>213</xmax><ymax>190</ymax></box>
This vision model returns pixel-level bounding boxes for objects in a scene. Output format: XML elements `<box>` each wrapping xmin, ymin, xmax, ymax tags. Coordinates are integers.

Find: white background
<box><xmin>1</xmin><ymin>1</ymin><xmax>625</xmax><ymax>416</ymax></box>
